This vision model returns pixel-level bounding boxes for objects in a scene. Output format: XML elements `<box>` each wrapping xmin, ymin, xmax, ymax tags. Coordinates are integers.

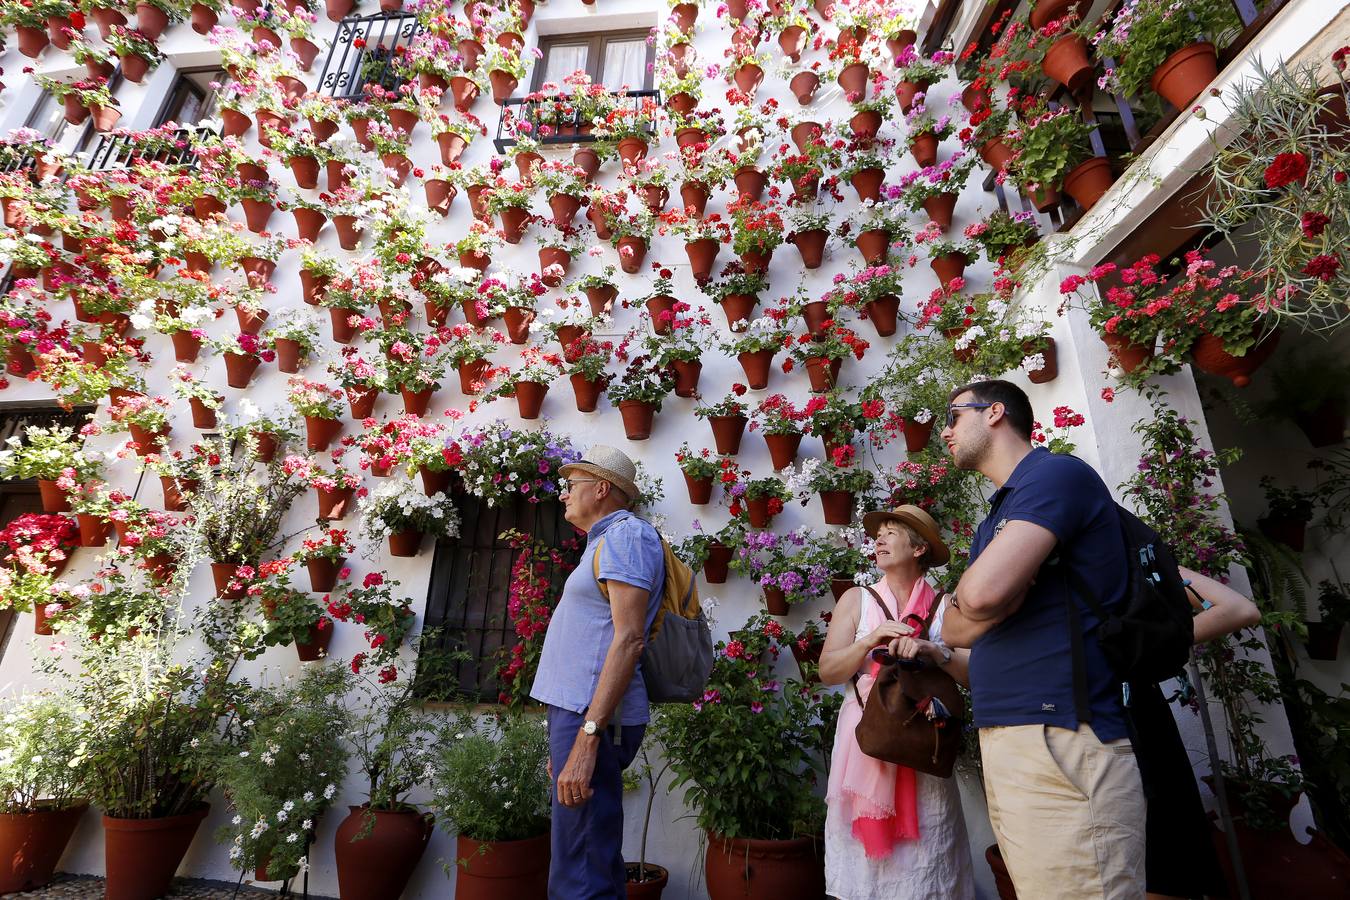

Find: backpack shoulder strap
<box><xmin>592</xmin><ymin>536</ymin><xmax>609</xmax><ymax>601</ymax></box>
<box><xmin>861</xmin><ymin>584</ymin><xmax>894</xmax><ymax>620</ymax></box>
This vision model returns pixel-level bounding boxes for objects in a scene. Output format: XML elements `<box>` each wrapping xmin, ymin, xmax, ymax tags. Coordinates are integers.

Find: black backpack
<box><xmin>1056</xmin><ymin>504</ymin><xmax>1195</xmax><ymax>722</ymax></box>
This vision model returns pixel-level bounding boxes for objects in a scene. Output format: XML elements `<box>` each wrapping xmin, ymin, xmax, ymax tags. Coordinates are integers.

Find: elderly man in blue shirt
<box><xmin>936</xmin><ymin>379</ymin><xmax>1145</xmax><ymax>900</ymax></box>
<box><xmin>530</xmin><ymin>445</ymin><xmax>665</xmax><ymax>899</ymax></box>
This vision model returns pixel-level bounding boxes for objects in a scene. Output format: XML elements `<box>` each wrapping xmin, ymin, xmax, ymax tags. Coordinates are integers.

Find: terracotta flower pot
<box><xmin>103</xmin><ymin>804</ymin><xmax>210</xmax><ymax>900</ymax></box>
<box><xmin>855</xmin><ymin>228</ymin><xmax>891</xmax><ymax>264</ymax></box>
<box><xmin>1041</xmin><ymin>34</ymin><xmax>1093</xmax><ymax>93</ymax></box>
<box><xmin>160</xmin><ymin>476</ymin><xmax>195</xmax><ymax>512</ymax></box>
<box><xmin>763</xmin><ymin>586</ymin><xmax>790</xmax><ymax>615</ymax></box>
<box><xmin>571</xmin><ymin>374</ymin><xmax>605</xmax><ymax>412</ymax></box>
<box><xmin>734</xmin><ymin>63</ymin><xmax>764</xmax><ymax>94</ymax></box>
<box><xmin>734</xmin><ymin>166</ymin><xmax>767</xmax><ymax>202</ymax></box>
<box><xmin>685</xmin><ymin>238</ymin><xmax>719</xmax><ymax>280</ymax></box>
<box><xmin>294</xmin><ymin>620</ymin><xmax>333</xmax><ymax>661</ymax></box>
<box><xmin>837</xmin><ymin>62</ymin><xmax>869</xmax><ymax>100</ymax></box>
<box><xmin>16</xmin><ymin>25</ymin><xmax>49</xmax><ymax>58</ymax></box>
<box><xmin>388</xmin><ymin>530</ymin><xmax>423</xmax><ymax>557</ymax></box>
<box><xmin>450</xmin><ymin>77</ymin><xmax>480</xmax><ymax>113</ymax></box>
<box><xmin>585</xmin><ymin>284</ymin><xmax>618</xmax><ymax>317</ymax></box>
<box><xmin>793</xmin><ymin>229</ymin><xmax>827</xmax><ymax>269</ymax></box>
<box><xmin>617</xmin><ymin>236</ymin><xmax>648</xmax><ymax>274</ymax></box>
<box><xmin>253</xmin><ymin>432</ymin><xmax>280</xmax><ymax>462</ymax></box>
<box><xmin>424</xmin><ymin>179</ymin><xmax>456</xmax><ymax>217</ymax></box>
<box><xmin>819</xmin><ymin>490</ymin><xmax>855</xmax><ymax>525</ymax></box>
<box><xmin>188</xmin><ymin>397</ymin><xmax>218</xmax><ymax>430</ymax></box>
<box><xmin>304</xmin><ymin>415</ymin><xmax>342</xmax><ymax>451</ymax></box>
<box><xmin>895</xmin><ymin>80</ymin><xmax>929</xmax><ymax>113</ymax></box>
<box><xmin>334</xmin><ymin>806</ymin><xmax>432</xmax><ymax>899</ymax></box>
<box><xmin>909</xmin><ymin>133</ymin><xmax>939</xmax><ymax>167</ymax></box>
<box><xmin>865</xmin><ymin>295</ymin><xmax>901</xmax><ymax>338</ymax></box>
<box><xmin>764</xmin><ymin>432</ymin><xmax>803</xmax><ymax>470</ymax></box>
<box><xmin>790</xmin><ymin>71</ymin><xmax>820</xmax><ymax>105</ymax></box>
<box><xmin>488</xmin><ymin>70</ymin><xmax>519</xmax><ymax>104</ymax></box>
<box><xmin>538</xmin><ymin>247</ymin><xmax>571</xmax><ymax>286</ymax></box>
<box><xmin>0</xmin><ymin>803</ymin><xmax>88</xmax><ymax>894</ymax></box>
<box><xmin>346</xmin><ymin>386</ymin><xmax>377</xmax><ymax>420</ymax></box>
<box><xmin>849</xmin><ymin>168</ymin><xmax>884</xmax><ymax>202</ymax></box>
<box><xmin>671</xmin><ymin>360</ymin><xmax>702</xmax><ymax>398</ymax></box>
<box><xmin>778</xmin><ymin>24</ymin><xmax>807</xmax><ymax>62</ymax></box>
<box><xmin>89</xmin><ymin>104</ymin><xmax>123</xmax><ymax>132</ymax></box>
<box><xmin>316</xmin><ymin>486</ymin><xmax>353</xmax><ymax>521</ymax></box>
<box><xmin>617</xmin><ymin>137</ymin><xmax>649</xmax><ymax>164</ymax></box>
<box><xmin>1190</xmin><ymin>330</ymin><xmax>1280</xmax><ymax>388</ymax></box>
<box><xmin>1030</xmin><ymin>0</ymin><xmax>1087</xmax><ymax>28</ymax></box>
<box><xmin>684</xmin><ymin>473</ymin><xmax>714</xmax><ymax>505</ymax></box>
<box><xmin>211</xmin><ymin>562</ymin><xmax>247</xmax><ymax>599</ymax></box>
<box><xmin>499</xmin><ymin>206</ymin><xmax>531</xmax><ymax>244</ymax></box>
<box><xmin>458</xmin><ymin>360</ymin><xmax>489</xmax><ymax>395</ymax></box>
<box><xmin>329</xmin><ymin>307</ymin><xmax>356</xmax><ymax>344</ymax></box>
<box><xmin>292</xmin><ymin>36</ymin><xmax>320</xmax><ymax>69</ymax></box>
<box><xmin>333</xmin><ymin>214</ymin><xmax>363</xmax><ymax>250</ymax></box>
<box><xmin>454</xmin><ymin>833</ymin><xmax>550</xmax><ymax>900</ymax></box>
<box><xmin>514</xmin><ymin>381</ymin><xmax>548</xmax><ymax>419</ymax></box>
<box><xmin>922</xmin><ymin>193</ymin><xmax>958</xmax><ymax>230</ymax></box>
<box><xmin>619</xmin><ymin>400</ymin><xmax>656</xmax><ymax>440</ymax></box>
<box><xmin>1028</xmin><ymin>184</ymin><xmax>1062</xmax><ymax>213</ymax></box>
<box><xmin>903</xmin><ymin>417</ymin><xmax>934</xmax><ymax>453</ymax></box>
<box><xmin>241</xmin><ymin>199</ymin><xmax>274</xmax><ymax>234</ymax></box>
<box><xmin>503</xmin><ymin>306</ymin><xmax>536</xmax><ymax>345</ymax></box>
<box><xmin>849</xmin><ymin>109</ymin><xmax>882</xmax><ymax>139</ymax></box>
<box><xmin>736</xmin><ymin>349</ymin><xmax>774</xmax><ymax>390</ymax></box>
<box><xmin>800</xmin><ymin>300</ymin><xmax>832</xmax><ymax>337</ymax></box>
<box><xmin>709</xmin><ymin>415</ymin><xmax>747</xmax><ymax>455</ymax></box>
<box><xmin>292</xmin><ymin>207</ymin><xmax>326</xmax><ymax>242</ymax></box>
<box><xmin>401</xmin><ymin>386</ymin><xmax>433</xmax><ymax>415</ymax></box>
<box><xmin>740</xmin><ymin>248</ymin><xmax>771</xmax><ymax>274</ymax></box>
<box><xmin>961</xmin><ymin>82</ymin><xmax>990</xmax><ymax>114</ymax></box>
<box><xmin>704</xmin><ymin>833</ymin><xmax>824</xmax><ymax>900</ymax></box>
<box><xmin>224</xmin><ymin>352</ymin><xmax>262</xmax><ymax>388</ymax></box>
<box><xmin>36</xmin><ymin>478</ymin><xmax>70</xmax><ymax>513</ymax></box>
<box><xmin>747</xmin><ymin>496</ymin><xmax>778</xmax><ymax>529</ymax></box>
<box><xmin>1063</xmin><ymin>156</ymin><xmax>1115</xmax><ymax>211</ymax></box>
<box><xmin>805</xmin><ymin>356</ymin><xmax>842</xmax><ymax>393</ymax></box>
<box><xmin>1101</xmin><ymin>332</ymin><xmax>1154</xmax><ymax>374</ymax></box>
<box><xmin>931</xmin><ymin>252</ymin><xmax>969</xmax><ymax>287</ymax></box>
<box><xmin>307</xmin><ymin>556</ymin><xmax>343</xmax><ymax>592</ymax></box>
<box><xmin>1150</xmin><ymin>42</ymin><xmax>1218</xmax><ymax>110</ymax></box>
<box><xmin>720</xmin><ymin>294</ymin><xmax>758</xmax><ymax>331</ymax></box>
<box><xmin>420</xmin><ymin>467</ymin><xmax>451</xmax><ymax>497</ymax></box>
<box><xmin>703</xmin><ymin>543</ymin><xmax>732</xmax><ymax>584</ymax></box>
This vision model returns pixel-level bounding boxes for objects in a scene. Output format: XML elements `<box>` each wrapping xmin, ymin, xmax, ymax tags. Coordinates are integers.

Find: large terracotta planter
<box><xmin>0</xmin><ymin>803</ymin><xmax>88</xmax><ymax>894</ymax></box>
<box><xmin>703</xmin><ymin>833</ymin><xmax>825</xmax><ymax>900</ymax></box>
<box><xmin>1150</xmin><ymin>42</ymin><xmax>1218</xmax><ymax>110</ymax></box>
<box><xmin>1063</xmin><ymin>156</ymin><xmax>1115</xmax><ymax>211</ymax></box>
<box><xmin>1190</xmin><ymin>329</ymin><xmax>1280</xmax><ymax>388</ymax></box>
<box><xmin>764</xmin><ymin>432</ymin><xmax>802</xmax><ymax>470</ymax></box>
<box><xmin>103</xmin><ymin>803</ymin><xmax>210</xmax><ymax>900</ymax></box>
<box><xmin>619</xmin><ymin>400</ymin><xmax>656</xmax><ymax>440</ymax></box>
<box><xmin>334</xmin><ymin>806</ymin><xmax>432</xmax><ymax>900</ymax></box>
<box><xmin>453</xmin><ymin>833</ymin><xmax>549</xmax><ymax>900</ymax></box>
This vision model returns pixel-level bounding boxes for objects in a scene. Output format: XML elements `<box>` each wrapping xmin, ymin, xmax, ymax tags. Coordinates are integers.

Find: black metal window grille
<box><xmin>418</xmin><ymin>495</ymin><xmax>579</xmax><ymax>702</ymax></box>
<box><xmin>0</xmin><ymin>143</ymin><xmax>39</xmax><ymax>177</ymax></box>
<box><xmin>318</xmin><ymin>12</ymin><xmax>420</xmax><ymax>101</ymax></box>
<box><xmin>86</xmin><ymin>125</ymin><xmax>217</xmax><ymax>172</ymax></box>
<box><xmin>494</xmin><ymin>88</ymin><xmax>661</xmax><ymax>153</ymax></box>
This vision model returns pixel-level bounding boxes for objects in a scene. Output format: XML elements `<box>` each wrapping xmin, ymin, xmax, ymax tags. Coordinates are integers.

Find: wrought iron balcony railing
<box><xmin>319</xmin><ymin>11</ymin><xmax>420</xmax><ymax>101</ymax></box>
<box><xmin>492</xmin><ymin>89</ymin><xmax>662</xmax><ymax>154</ymax></box>
<box><xmin>86</xmin><ymin>126</ymin><xmax>217</xmax><ymax>172</ymax></box>
<box><xmin>0</xmin><ymin>143</ymin><xmax>39</xmax><ymax>178</ymax></box>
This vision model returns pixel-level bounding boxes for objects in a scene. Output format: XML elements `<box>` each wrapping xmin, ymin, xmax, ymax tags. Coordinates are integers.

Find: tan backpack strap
<box><xmin>592</xmin><ymin>537</ymin><xmax>609</xmax><ymax>601</ymax></box>
<box><xmin>862</xmin><ymin>585</ymin><xmax>894</xmax><ymax>620</ymax></box>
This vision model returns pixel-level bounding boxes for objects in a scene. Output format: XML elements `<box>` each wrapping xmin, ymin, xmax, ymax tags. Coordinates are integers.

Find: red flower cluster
<box><xmin>1302</xmin><ymin>254</ymin><xmax>1341</xmax><ymax>282</ymax></box>
<box><xmin>1263</xmin><ymin>152</ymin><xmax>1308</xmax><ymax>189</ymax></box>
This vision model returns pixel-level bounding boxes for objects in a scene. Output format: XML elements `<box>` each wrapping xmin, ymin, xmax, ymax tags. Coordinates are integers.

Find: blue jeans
<box><xmin>546</xmin><ymin>705</ymin><xmax>646</xmax><ymax>900</ymax></box>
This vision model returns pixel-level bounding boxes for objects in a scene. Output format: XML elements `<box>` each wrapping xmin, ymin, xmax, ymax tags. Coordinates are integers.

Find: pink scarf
<box><xmin>827</xmin><ymin>577</ymin><xmax>938</xmax><ymax>858</ymax></box>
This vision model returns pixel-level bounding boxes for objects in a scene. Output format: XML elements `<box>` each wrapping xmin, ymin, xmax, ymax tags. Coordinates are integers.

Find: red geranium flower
<box><xmin>1300</xmin><ymin>211</ymin><xmax>1330</xmax><ymax>238</ymax></box>
<box><xmin>1263</xmin><ymin>152</ymin><xmax>1308</xmax><ymax>189</ymax></box>
<box><xmin>1302</xmin><ymin>254</ymin><xmax>1341</xmax><ymax>282</ymax></box>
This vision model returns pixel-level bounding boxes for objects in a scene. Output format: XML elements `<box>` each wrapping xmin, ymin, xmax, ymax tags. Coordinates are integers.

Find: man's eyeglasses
<box><xmin>945</xmin><ymin>403</ymin><xmax>993</xmax><ymax>429</ymax></box>
<box><xmin>560</xmin><ymin>478</ymin><xmax>601</xmax><ymax>493</ymax></box>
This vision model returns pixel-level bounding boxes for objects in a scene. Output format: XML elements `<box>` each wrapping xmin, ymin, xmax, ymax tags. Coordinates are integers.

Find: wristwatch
<box><xmin>581</xmin><ymin>719</ymin><xmax>601</xmax><ymax>736</ymax></box>
<box><xmin>935</xmin><ymin>645</ymin><xmax>953</xmax><ymax>666</ymax></box>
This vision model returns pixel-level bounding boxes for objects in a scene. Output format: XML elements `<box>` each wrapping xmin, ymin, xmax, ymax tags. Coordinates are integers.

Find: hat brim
<box><xmin>559</xmin><ymin>462</ymin><xmax>638</xmax><ymax>506</ymax></box>
<box><xmin>862</xmin><ymin>509</ymin><xmax>951</xmax><ymax>567</ymax></box>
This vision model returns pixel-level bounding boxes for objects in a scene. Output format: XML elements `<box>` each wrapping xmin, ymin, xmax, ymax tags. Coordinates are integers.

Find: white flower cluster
<box><xmin>356</xmin><ymin>478</ymin><xmax>462</xmax><ymax>543</ymax></box>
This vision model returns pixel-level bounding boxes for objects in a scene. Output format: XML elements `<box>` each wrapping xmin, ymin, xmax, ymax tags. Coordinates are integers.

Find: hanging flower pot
<box><xmin>855</xmin><ymin>227</ymin><xmax>890</xmax><ymax>264</ymax></box>
<box><xmin>733</xmin><ymin>166</ymin><xmax>767</xmax><ymax>202</ymax></box>
<box><xmin>979</xmin><ymin>138</ymin><xmax>1014</xmax><ymax>171</ymax></box>
<box><xmin>778</xmin><ymin>24</ymin><xmax>807</xmax><ymax>62</ymax></box>
<box><xmin>293</xmin><ymin>205</ymin><xmax>326</xmax><ymax>240</ymax></box>
<box><xmin>329</xmin><ymin>307</ymin><xmax>357</xmax><ymax>344</ymax></box>
<box><xmin>307</xmin><ymin>556</ymin><xmax>343</xmax><ymax>592</ymax></box>
<box><xmin>1041</xmin><ymin>34</ymin><xmax>1093</xmax><ymax>93</ymax></box>
<box><xmin>572</xmin><ymin>147</ymin><xmax>601</xmax><ymax>182</ymax></box>
<box><xmin>292</xmin><ymin>620</ymin><xmax>333</xmax><ymax>661</ymax></box>
<box><xmin>121</xmin><ymin>51</ymin><xmax>155</xmax><ymax>84</ymax></box>
<box><xmin>488</xmin><ymin>70</ymin><xmax>518</xmax><ymax>104</ymax></box>
<box><xmin>240</xmin><ymin>257</ymin><xmax>276</xmax><ymax>290</ymax></box>
<box><xmin>684</xmin><ymin>472</ymin><xmax>714</xmax><ymax>504</ymax></box>
<box><xmin>703</xmin><ymin>542</ymin><xmax>733</xmax><ymax>583</ymax></box>
<box><xmin>849</xmin><ymin>167</ymin><xmax>884</xmax><ymax>202</ymax></box>
<box><xmin>160</xmin><ymin>476</ymin><xmax>195</xmax><ymax>512</ymax></box>
<box><xmin>1151</xmin><ymin>42</ymin><xmax>1218</xmax><ymax>110</ymax></box>
<box><xmin>103</xmin><ymin>804</ymin><xmax>211</xmax><ymax>900</ymax></box>
<box><xmin>253</xmin><ymin>432</ymin><xmax>280</xmax><ymax>462</ymax></box>
<box><xmin>334</xmin><ymin>806</ymin><xmax>433</xmax><ymax>899</ymax></box>
<box><xmin>458</xmin><ymin>360</ymin><xmax>489</xmax><ymax>395</ymax></box>
<box><xmin>134</xmin><ymin>1</ymin><xmax>170</xmax><ymax>38</ymax></box>
<box><xmin>570</xmin><ymin>374</ymin><xmax>605</xmax><ymax>412</ymax></box>
<box><xmin>617</xmin><ymin>137</ymin><xmax>649</xmax><ymax>165</ymax></box>
<box><xmin>668</xmin><ymin>91</ymin><xmax>698</xmax><ymax>115</ymax></box>
<box><xmin>1190</xmin><ymin>330</ymin><xmax>1280</xmax><ymax>388</ymax></box>
<box><xmin>740</xmin><ymin>247</ymin><xmax>771</xmax><ymax>274</ymax></box>
<box><xmin>738</xmin><ymin>349</ymin><xmax>774</xmax><ymax>389</ymax></box>
<box><xmin>792</xmin><ymin>228</ymin><xmax>828</xmax><ymax>269</ymax></box>
<box><xmin>709</xmin><ymin>415</ymin><xmax>748</xmax><ymax>455</ymax></box>
<box><xmin>922</xmin><ymin>193</ymin><xmax>958</xmax><ymax>230</ymax></box>
<box><xmin>902</xmin><ymin>417</ymin><xmax>935</xmax><ymax>453</ymax></box>
<box><xmin>1305</xmin><ymin>621</ymin><xmax>1343</xmax><ymax>661</ymax></box>
<box><xmin>671</xmin><ymin>360</ymin><xmax>702</xmax><ymax>398</ymax></box>
<box><xmin>76</xmin><ymin>513</ymin><xmax>109</xmax><ymax>547</ymax></box>
<box><xmin>837</xmin><ymin>62</ymin><xmax>869</xmax><ymax>100</ymax></box>
<box><xmin>388</xmin><ymin>529</ymin><xmax>423</xmax><ymax>557</ymax></box>
<box><xmin>127</xmin><ymin>424</ymin><xmax>168</xmax><ymax>457</ymax></box>
<box><xmin>1024</xmin><ymin>337</ymin><xmax>1059</xmax><ymax>384</ymax></box>
<box><xmin>762</xmin><ymin>586</ymin><xmax>790</xmax><ymax>616</ymax></box>
<box><xmin>37</xmin><ymin>479</ymin><xmax>70</xmax><ymax>513</ymax></box>
<box><xmin>671</xmin><ymin>1</ymin><xmax>698</xmax><ymax>30</ymax></box>
<box><xmin>346</xmin><ymin>385</ymin><xmax>378</xmax><ymax>420</ymax></box>
<box><xmin>585</xmin><ymin>284</ymin><xmax>618</xmax><ymax>317</ymax></box>
<box><xmin>316</xmin><ymin>486</ymin><xmax>353</xmax><ymax>521</ymax></box>
<box><xmin>734</xmin><ymin>63</ymin><xmax>764</xmax><ymax>94</ymax></box>
<box><xmin>15</xmin><ymin>25</ymin><xmax>50</xmax><ymax>58</ymax></box>
<box><xmin>960</xmin><ymin>82</ymin><xmax>990</xmax><ymax>114</ymax></box>
<box><xmin>241</xmin><ymin>198</ymin><xmax>275</xmax><ymax>233</ymax></box>
<box><xmin>719</xmin><ymin>294</ymin><xmax>758</xmax><ymax>332</ymax></box>
<box><xmin>865</xmin><ymin>295</ymin><xmax>901</xmax><ymax>338</ymax></box>
<box><xmin>499</xmin><ymin>207</ymin><xmax>531</xmax><ymax>244</ymax></box>
<box><xmin>538</xmin><ymin>247</ymin><xmax>571</xmax><ymax>286</ymax></box>
<box><xmin>587</xmin><ymin>205</ymin><xmax>613</xmax><ymax>240</ymax></box>
<box><xmin>747</xmin><ymin>496</ymin><xmax>779</xmax><ymax>530</ymax></box>
<box><xmin>790</xmin><ymin>71</ymin><xmax>820</xmax><ymax>105</ymax></box>
<box><xmin>210</xmin><ymin>562</ymin><xmax>246</xmax><ymax>599</ymax></box>
<box><xmin>89</xmin><ymin>104</ymin><xmax>123</xmax><ymax>132</ymax></box>
<box><xmin>764</xmin><ymin>432</ymin><xmax>803</xmax><ymax>470</ymax></box>
<box><xmin>848</xmin><ymin>109</ymin><xmax>882</xmax><ymax>139</ymax></box>
<box><xmin>801</xmin><ymin>300</ymin><xmax>832</xmax><ymax>336</ymax></box>
<box><xmin>804</xmin><ymin>356</ymin><xmax>842</xmax><ymax>393</ymax></box>
<box><xmin>1063</xmin><ymin>156</ymin><xmax>1115</xmax><ymax>211</ymax></box>
<box><xmin>305</xmin><ymin>416</ymin><xmax>342</xmax><ymax>451</ymax></box>
<box><xmin>188</xmin><ymin>397</ymin><xmax>218</xmax><ymax>430</ymax></box>
<box><xmin>1028</xmin><ymin>184</ymin><xmax>1062</xmax><ymax>213</ymax></box>
<box><xmin>1101</xmin><ymin>332</ymin><xmax>1154</xmax><ymax>374</ymax></box>
<box><xmin>547</xmin><ymin>193</ymin><xmax>581</xmax><ymax>227</ymax></box>
<box><xmin>235</xmin><ymin>305</ymin><xmax>269</xmax><ymax>334</ymax></box>
<box><xmin>401</xmin><ymin>385</ymin><xmax>433</xmax><ymax>415</ymax></box>
<box><xmin>931</xmin><ymin>252</ymin><xmax>969</xmax><ymax>286</ymax></box>
<box><xmin>617</xmin><ymin>236</ymin><xmax>648</xmax><ymax>274</ymax></box>
<box><xmin>502</xmin><ymin>306</ymin><xmax>535</xmax><ymax>345</ymax></box>
<box><xmin>618</xmin><ymin>400</ymin><xmax>656</xmax><ymax>440</ymax></box>
<box><xmin>291</xmin><ymin>35</ymin><xmax>320</xmax><ymax>69</ymax></box>
<box><xmin>909</xmin><ymin>133</ymin><xmax>939</xmax><ymax>167</ymax></box>
<box><xmin>424</xmin><ymin>179</ymin><xmax>456</xmax><ymax>217</ymax></box>
<box><xmin>819</xmin><ymin>490</ymin><xmax>855</xmax><ymax>525</ymax></box>
<box><xmin>224</xmin><ymin>351</ymin><xmax>262</xmax><ymax>388</ymax></box>
<box><xmin>64</xmin><ymin>95</ymin><xmax>91</xmax><ymax>126</ymax></box>
<box><xmin>894</xmin><ymin>79</ymin><xmax>931</xmax><ymax>113</ymax></box>
<box><xmin>333</xmin><ymin>214</ymin><xmax>363</xmax><ymax>249</ymax></box>
<box><xmin>514</xmin><ymin>381</ymin><xmax>549</xmax><ymax>419</ymax></box>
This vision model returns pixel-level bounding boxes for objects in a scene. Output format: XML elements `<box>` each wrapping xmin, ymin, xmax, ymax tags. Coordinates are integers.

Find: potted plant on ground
<box><xmin>623</xmin><ymin>745</ymin><xmax>673</xmax><ymax>899</ymax></box>
<box><xmin>427</xmin><ymin>712</ymin><xmax>552</xmax><ymax>900</ymax></box>
<box><xmin>211</xmin><ymin>666</ymin><xmax>350</xmax><ymax>883</ymax></box>
<box><xmin>0</xmin><ymin>694</ymin><xmax>88</xmax><ymax>894</ymax></box>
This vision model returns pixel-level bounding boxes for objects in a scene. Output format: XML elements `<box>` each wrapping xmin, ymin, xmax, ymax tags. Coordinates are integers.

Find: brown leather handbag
<box><xmin>853</xmin><ymin>586</ymin><xmax>964</xmax><ymax>778</ymax></box>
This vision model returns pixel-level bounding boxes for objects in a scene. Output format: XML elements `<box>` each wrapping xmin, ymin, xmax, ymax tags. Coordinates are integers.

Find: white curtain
<box><xmin>542</xmin><ymin>44</ymin><xmax>589</xmax><ymax>89</ymax></box>
<box><xmin>602</xmin><ymin>40</ymin><xmax>647</xmax><ymax>91</ymax></box>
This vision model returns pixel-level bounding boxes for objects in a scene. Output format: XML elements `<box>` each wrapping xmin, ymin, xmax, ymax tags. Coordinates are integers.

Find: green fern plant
<box><xmin>1239</xmin><ymin>526</ymin><xmax>1311</xmax><ymax>619</ymax></box>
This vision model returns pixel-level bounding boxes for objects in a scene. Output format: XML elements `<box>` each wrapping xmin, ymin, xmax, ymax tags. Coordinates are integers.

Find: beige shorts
<box><xmin>980</xmin><ymin>723</ymin><xmax>1145</xmax><ymax>900</ymax></box>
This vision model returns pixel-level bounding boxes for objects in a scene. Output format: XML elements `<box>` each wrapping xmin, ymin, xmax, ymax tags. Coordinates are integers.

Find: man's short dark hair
<box><xmin>948</xmin><ymin>379</ymin><xmax>1034</xmax><ymax>441</ymax></box>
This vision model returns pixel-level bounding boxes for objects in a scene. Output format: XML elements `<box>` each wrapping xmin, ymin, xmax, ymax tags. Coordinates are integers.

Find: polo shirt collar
<box><xmin>587</xmin><ymin>509</ymin><xmax>631</xmax><ymax>540</ymax></box>
<box><xmin>991</xmin><ymin>446</ymin><xmax>1051</xmax><ymax>500</ymax></box>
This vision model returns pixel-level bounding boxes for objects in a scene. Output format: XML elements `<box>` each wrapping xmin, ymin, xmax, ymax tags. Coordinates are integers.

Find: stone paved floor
<box><xmin>11</xmin><ymin>874</ymin><xmax>334</xmax><ymax>899</ymax></box>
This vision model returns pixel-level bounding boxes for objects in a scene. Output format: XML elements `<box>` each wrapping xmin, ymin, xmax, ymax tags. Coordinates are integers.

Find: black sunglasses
<box><xmin>945</xmin><ymin>403</ymin><xmax>993</xmax><ymax>429</ymax></box>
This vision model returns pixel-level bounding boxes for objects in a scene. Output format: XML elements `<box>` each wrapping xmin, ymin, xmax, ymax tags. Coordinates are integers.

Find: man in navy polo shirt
<box><xmin>938</xmin><ymin>379</ymin><xmax>1144</xmax><ymax>900</ymax></box>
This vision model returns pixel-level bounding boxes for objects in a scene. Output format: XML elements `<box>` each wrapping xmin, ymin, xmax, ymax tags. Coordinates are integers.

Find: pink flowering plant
<box><xmin>287</xmin><ymin>376</ymin><xmax>345</xmax><ymax>420</ymax></box>
<box><xmin>451</xmin><ymin>421</ymin><xmax>580</xmax><ymax>507</ymax></box>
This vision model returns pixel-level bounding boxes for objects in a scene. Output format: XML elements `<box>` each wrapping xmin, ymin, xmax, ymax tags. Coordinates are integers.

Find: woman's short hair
<box><xmin>877</xmin><ymin>519</ymin><xmax>933</xmax><ymax>571</ymax></box>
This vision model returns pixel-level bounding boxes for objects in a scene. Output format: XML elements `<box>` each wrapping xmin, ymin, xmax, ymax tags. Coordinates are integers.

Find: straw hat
<box><xmin>861</xmin><ymin>504</ymin><xmax>951</xmax><ymax>567</ymax></box>
<box><xmin>559</xmin><ymin>445</ymin><xmax>639</xmax><ymax>505</ymax></box>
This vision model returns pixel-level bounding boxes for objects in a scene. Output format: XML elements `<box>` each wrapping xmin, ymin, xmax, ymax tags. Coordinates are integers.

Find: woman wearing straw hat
<box><xmin>818</xmin><ymin>504</ymin><xmax>976</xmax><ymax>900</ymax></box>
